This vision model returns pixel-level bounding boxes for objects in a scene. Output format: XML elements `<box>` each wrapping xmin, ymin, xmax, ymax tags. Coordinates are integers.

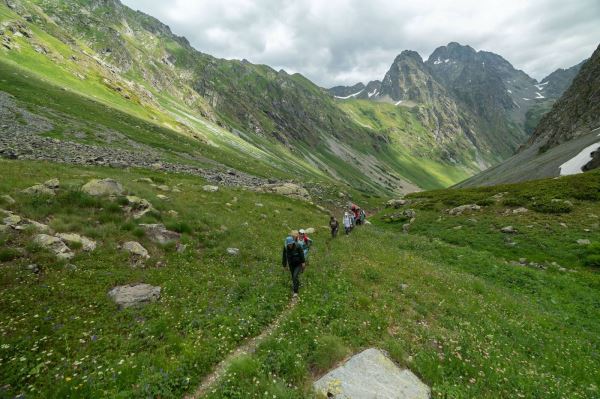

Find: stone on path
<box><xmin>81</xmin><ymin>178</ymin><xmax>123</xmax><ymax>196</ymax></box>
<box><xmin>203</xmin><ymin>185</ymin><xmax>219</xmax><ymax>193</ymax></box>
<box><xmin>108</xmin><ymin>284</ymin><xmax>160</xmax><ymax>308</ymax></box>
<box><xmin>313</xmin><ymin>348</ymin><xmax>430</xmax><ymax>399</ymax></box>
<box><xmin>56</xmin><ymin>233</ymin><xmax>96</xmax><ymax>251</ymax></box>
<box><xmin>122</xmin><ymin>241</ymin><xmax>150</xmax><ymax>259</ymax></box>
<box><xmin>139</xmin><ymin>223</ymin><xmax>180</xmax><ymax>244</ymax></box>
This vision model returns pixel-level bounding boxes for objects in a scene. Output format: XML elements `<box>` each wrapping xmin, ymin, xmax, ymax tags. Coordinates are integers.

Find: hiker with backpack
<box><xmin>343</xmin><ymin>212</ymin><xmax>352</xmax><ymax>235</ymax></box>
<box><xmin>329</xmin><ymin>216</ymin><xmax>339</xmax><ymax>238</ymax></box>
<box><xmin>282</xmin><ymin>236</ymin><xmax>305</xmax><ymax>297</ymax></box>
<box><xmin>296</xmin><ymin>229</ymin><xmax>313</xmax><ymax>260</ymax></box>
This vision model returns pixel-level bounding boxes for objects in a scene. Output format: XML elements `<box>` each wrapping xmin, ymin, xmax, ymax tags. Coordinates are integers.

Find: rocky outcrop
<box><xmin>313</xmin><ymin>348</ymin><xmax>430</xmax><ymax>399</ymax></box>
<box><xmin>121</xmin><ymin>241</ymin><xmax>150</xmax><ymax>259</ymax></box>
<box><xmin>108</xmin><ymin>284</ymin><xmax>160</xmax><ymax>308</ymax></box>
<box><xmin>82</xmin><ymin>178</ymin><xmax>124</xmax><ymax>196</ymax></box>
<box><xmin>33</xmin><ymin>234</ymin><xmax>73</xmax><ymax>260</ymax></box>
<box><xmin>55</xmin><ymin>233</ymin><xmax>96</xmax><ymax>251</ymax></box>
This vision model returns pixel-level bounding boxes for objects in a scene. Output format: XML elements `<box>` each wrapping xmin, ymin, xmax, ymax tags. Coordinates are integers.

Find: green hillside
<box><xmin>1</xmin><ymin>159</ymin><xmax>599</xmax><ymax>398</ymax></box>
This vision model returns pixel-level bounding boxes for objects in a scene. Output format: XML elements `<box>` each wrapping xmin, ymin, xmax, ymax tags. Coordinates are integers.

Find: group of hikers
<box><xmin>282</xmin><ymin>204</ymin><xmax>367</xmax><ymax>297</ymax></box>
<box><xmin>328</xmin><ymin>204</ymin><xmax>367</xmax><ymax>237</ymax></box>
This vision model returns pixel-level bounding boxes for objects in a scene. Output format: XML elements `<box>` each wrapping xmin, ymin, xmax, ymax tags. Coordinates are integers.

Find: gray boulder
<box><xmin>313</xmin><ymin>348</ymin><xmax>430</xmax><ymax>399</ymax></box>
<box><xmin>33</xmin><ymin>234</ymin><xmax>73</xmax><ymax>259</ymax></box>
<box><xmin>202</xmin><ymin>185</ymin><xmax>219</xmax><ymax>192</ymax></box>
<box><xmin>501</xmin><ymin>226</ymin><xmax>517</xmax><ymax>234</ymax></box>
<box><xmin>126</xmin><ymin>196</ymin><xmax>154</xmax><ymax>219</ymax></box>
<box><xmin>386</xmin><ymin>199</ymin><xmax>407</xmax><ymax>209</ymax></box>
<box><xmin>449</xmin><ymin>204</ymin><xmax>481</xmax><ymax>216</ymax></box>
<box><xmin>3</xmin><ymin>214</ymin><xmax>21</xmax><ymax>227</ymax></box>
<box><xmin>1</xmin><ymin>195</ymin><xmax>15</xmax><ymax>205</ymax></box>
<box><xmin>81</xmin><ymin>179</ymin><xmax>123</xmax><ymax>196</ymax></box>
<box><xmin>108</xmin><ymin>284</ymin><xmax>161</xmax><ymax>308</ymax></box>
<box><xmin>56</xmin><ymin>233</ymin><xmax>96</xmax><ymax>251</ymax></box>
<box><xmin>577</xmin><ymin>239</ymin><xmax>591</xmax><ymax>245</ymax></box>
<box><xmin>43</xmin><ymin>178</ymin><xmax>60</xmax><ymax>189</ymax></box>
<box><xmin>122</xmin><ymin>241</ymin><xmax>150</xmax><ymax>259</ymax></box>
<box><xmin>226</xmin><ymin>248</ymin><xmax>240</xmax><ymax>256</ymax></box>
<box><xmin>22</xmin><ymin>184</ymin><xmax>55</xmax><ymax>196</ymax></box>
<box><xmin>139</xmin><ymin>223</ymin><xmax>181</xmax><ymax>244</ymax></box>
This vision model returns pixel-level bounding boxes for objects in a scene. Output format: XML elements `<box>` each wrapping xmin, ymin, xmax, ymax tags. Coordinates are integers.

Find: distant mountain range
<box><xmin>328</xmin><ymin>42</ymin><xmax>585</xmax><ymax>164</ymax></box>
<box><xmin>0</xmin><ymin>0</ymin><xmax>592</xmax><ymax>194</ymax></box>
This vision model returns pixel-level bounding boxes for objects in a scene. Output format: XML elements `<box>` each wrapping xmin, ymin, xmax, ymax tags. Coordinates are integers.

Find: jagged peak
<box><xmin>394</xmin><ymin>50</ymin><xmax>423</xmax><ymax>64</ymax></box>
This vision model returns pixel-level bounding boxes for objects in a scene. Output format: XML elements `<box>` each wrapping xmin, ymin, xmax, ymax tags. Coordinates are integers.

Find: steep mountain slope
<box><xmin>458</xmin><ymin>43</ymin><xmax>600</xmax><ymax>187</ymax></box>
<box><xmin>2</xmin><ymin>0</ymin><xmax>462</xmax><ymax>196</ymax></box>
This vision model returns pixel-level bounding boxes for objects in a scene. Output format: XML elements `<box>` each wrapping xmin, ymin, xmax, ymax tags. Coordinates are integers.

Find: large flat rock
<box><xmin>313</xmin><ymin>348</ymin><xmax>430</xmax><ymax>399</ymax></box>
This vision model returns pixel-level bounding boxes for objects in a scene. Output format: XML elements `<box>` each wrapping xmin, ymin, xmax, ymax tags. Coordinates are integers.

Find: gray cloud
<box><xmin>121</xmin><ymin>0</ymin><xmax>600</xmax><ymax>87</ymax></box>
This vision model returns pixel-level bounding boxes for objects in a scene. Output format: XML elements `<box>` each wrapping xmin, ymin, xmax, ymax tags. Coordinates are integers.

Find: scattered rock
<box><xmin>136</xmin><ymin>178</ymin><xmax>153</xmax><ymax>184</ymax></box>
<box><xmin>512</xmin><ymin>207</ymin><xmax>529</xmax><ymax>214</ymax></box>
<box><xmin>156</xmin><ymin>184</ymin><xmax>170</xmax><ymax>192</ymax></box>
<box><xmin>167</xmin><ymin>210</ymin><xmax>179</xmax><ymax>217</ymax></box>
<box><xmin>26</xmin><ymin>264</ymin><xmax>40</xmax><ymax>274</ymax></box>
<box><xmin>56</xmin><ymin>233</ymin><xmax>96</xmax><ymax>251</ymax></box>
<box><xmin>176</xmin><ymin>243</ymin><xmax>187</xmax><ymax>253</ymax></box>
<box><xmin>126</xmin><ymin>196</ymin><xmax>154</xmax><ymax>219</ymax></box>
<box><xmin>3</xmin><ymin>214</ymin><xmax>21</xmax><ymax>226</ymax></box>
<box><xmin>108</xmin><ymin>284</ymin><xmax>161</xmax><ymax>308</ymax></box>
<box><xmin>403</xmin><ymin>209</ymin><xmax>416</xmax><ymax>219</ymax></box>
<box><xmin>122</xmin><ymin>241</ymin><xmax>149</xmax><ymax>259</ymax></box>
<box><xmin>338</xmin><ymin>192</ymin><xmax>346</xmax><ymax>198</ymax></box>
<box><xmin>577</xmin><ymin>239</ymin><xmax>591</xmax><ymax>246</ymax></box>
<box><xmin>226</xmin><ymin>248</ymin><xmax>240</xmax><ymax>256</ymax></box>
<box><xmin>202</xmin><ymin>185</ymin><xmax>219</xmax><ymax>192</ymax></box>
<box><xmin>559</xmin><ymin>223</ymin><xmax>568</xmax><ymax>228</ymax></box>
<box><xmin>81</xmin><ymin>178</ymin><xmax>123</xmax><ymax>196</ymax></box>
<box><xmin>255</xmin><ymin>203</ymin><xmax>264</xmax><ymax>207</ymax></box>
<box><xmin>172</xmin><ymin>187</ymin><xmax>181</xmax><ymax>193</ymax></box>
<box><xmin>313</xmin><ymin>348</ymin><xmax>430</xmax><ymax>399</ymax></box>
<box><xmin>139</xmin><ymin>223</ymin><xmax>180</xmax><ymax>244</ymax></box>
<box><xmin>501</xmin><ymin>226</ymin><xmax>517</xmax><ymax>234</ymax></box>
<box><xmin>449</xmin><ymin>204</ymin><xmax>481</xmax><ymax>216</ymax></box>
<box><xmin>399</xmin><ymin>284</ymin><xmax>409</xmax><ymax>291</ymax></box>
<box><xmin>64</xmin><ymin>263</ymin><xmax>78</xmax><ymax>272</ymax></box>
<box><xmin>453</xmin><ymin>226</ymin><xmax>463</xmax><ymax>230</ymax></box>
<box><xmin>402</xmin><ymin>223</ymin><xmax>411</xmax><ymax>234</ymax></box>
<box><xmin>43</xmin><ymin>178</ymin><xmax>60</xmax><ymax>189</ymax></box>
<box><xmin>386</xmin><ymin>199</ymin><xmax>407</xmax><ymax>209</ymax></box>
<box><xmin>33</xmin><ymin>234</ymin><xmax>73</xmax><ymax>259</ymax></box>
<box><xmin>257</xmin><ymin>182</ymin><xmax>311</xmax><ymax>201</ymax></box>
<box><xmin>22</xmin><ymin>184</ymin><xmax>55</xmax><ymax>196</ymax></box>
<box><xmin>156</xmin><ymin>194</ymin><xmax>169</xmax><ymax>200</ymax></box>
<box><xmin>1</xmin><ymin>195</ymin><xmax>15</xmax><ymax>205</ymax></box>
<box><xmin>304</xmin><ymin>227</ymin><xmax>316</xmax><ymax>234</ymax></box>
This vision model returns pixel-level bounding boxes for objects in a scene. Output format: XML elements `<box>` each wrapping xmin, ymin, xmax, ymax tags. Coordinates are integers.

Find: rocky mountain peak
<box><xmin>394</xmin><ymin>50</ymin><xmax>424</xmax><ymax>64</ymax></box>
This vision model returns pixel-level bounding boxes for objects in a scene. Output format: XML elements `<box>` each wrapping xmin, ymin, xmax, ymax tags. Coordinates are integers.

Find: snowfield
<box><xmin>559</xmin><ymin>142</ymin><xmax>600</xmax><ymax>176</ymax></box>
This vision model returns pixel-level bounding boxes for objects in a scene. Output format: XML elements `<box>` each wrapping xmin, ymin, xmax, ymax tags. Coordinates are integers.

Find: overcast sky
<box><xmin>122</xmin><ymin>0</ymin><xmax>600</xmax><ymax>87</ymax></box>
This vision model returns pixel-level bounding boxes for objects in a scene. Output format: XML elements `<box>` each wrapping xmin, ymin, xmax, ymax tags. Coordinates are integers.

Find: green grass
<box><xmin>1</xmin><ymin>160</ymin><xmax>599</xmax><ymax>398</ymax></box>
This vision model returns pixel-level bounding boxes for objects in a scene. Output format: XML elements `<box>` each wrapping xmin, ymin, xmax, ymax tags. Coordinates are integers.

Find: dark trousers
<box><xmin>289</xmin><ymin>263</ymin><xmax>303</xmax><ymax>293</ymax></box>
<box><xmin>331</xmin><ymin>227</ymin><xmax>338</xmax><ymax>238</ymax></box>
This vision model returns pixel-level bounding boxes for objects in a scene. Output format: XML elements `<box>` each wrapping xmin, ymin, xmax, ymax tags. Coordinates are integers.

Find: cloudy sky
<box><xmin>122</xmin><ymin>0</ymin><xmax>600</xmax><ymax>87</ymax></box>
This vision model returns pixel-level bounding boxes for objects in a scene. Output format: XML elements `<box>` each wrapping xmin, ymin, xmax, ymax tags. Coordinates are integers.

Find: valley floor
<box><xmin>0</xmin><ymin>160</ymin><xmax>599</xmax><ymax>398</ymax></box>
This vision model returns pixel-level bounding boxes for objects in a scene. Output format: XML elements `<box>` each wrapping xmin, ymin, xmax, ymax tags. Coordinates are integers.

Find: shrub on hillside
<box><xmin>0</xmin><ymin>247</ymin><xmax>21</xmax><ymax>262</ymax></box>
<box><xmin>584</xmin><ymin>243</ymin><xmax>600</xmax><ymax>268</ymax></box>
<box><xmin>531</xmin><ymin>200</ymin><xmax>573</xmax><ymax>214</ymax></box>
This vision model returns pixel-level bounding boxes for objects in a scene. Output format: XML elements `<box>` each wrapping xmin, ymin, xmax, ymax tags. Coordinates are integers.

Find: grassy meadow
<box><xmin>0</xmin><ymin>160</ymin><xmax>599</xmax><ymax>398</ymax></box>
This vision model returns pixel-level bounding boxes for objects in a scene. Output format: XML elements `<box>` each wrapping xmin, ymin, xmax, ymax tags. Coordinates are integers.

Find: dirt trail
<box><xmin>186</xmin><ymin>297</ymin><xmax>299</xmax><ymax>398</ymax></box>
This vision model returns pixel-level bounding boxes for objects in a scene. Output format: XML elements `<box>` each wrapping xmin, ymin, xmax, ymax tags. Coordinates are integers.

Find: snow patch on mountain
<box><xmin>560</xmin><ymin>142</ymin><xmax>600</xmax><ymax>175</ymax></box>
<box><xmin>335</xmin><ymin>89</ymin><xmax>364</xmax><ymax>100</ymax></box>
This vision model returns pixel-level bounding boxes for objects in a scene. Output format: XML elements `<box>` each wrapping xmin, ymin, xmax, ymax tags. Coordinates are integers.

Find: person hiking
<box><xmin>343</xmin><ymin>212</ymin><xmax>352</xmax><ymax>235</ymax></box>
<box><xmin>359</xmin><ymin>208</ymin><xmax>366</xmax><ymax>224</ymax></box>
<box><xmin>329</xmin><ymin>216</ymin><xmax>339</xmax><ymax>238</ymax></box>
<box><xmin>354</xmin><ymin>207</ymin><xmax>362</xmax><ymax>226</ymax></box>
<box><xmin>296</xmin><ymin>229</ymin><xmax>313</xmax><ymax>259</ymax></box>
<box><xmin>282</xmin><ymin>236</ymin><xmax>305</xmax><ymax>297</ymax></box>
